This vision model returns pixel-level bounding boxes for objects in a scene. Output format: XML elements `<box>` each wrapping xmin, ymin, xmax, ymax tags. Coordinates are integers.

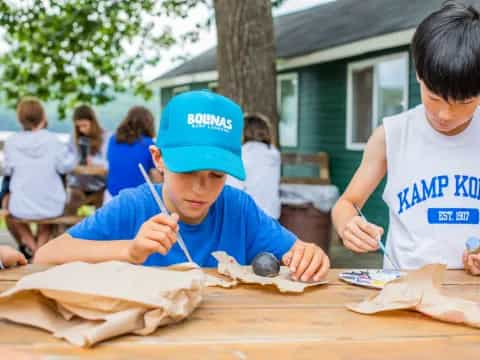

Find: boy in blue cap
<box><xmin>35</xmin><ymin>91</ymin><xmax>330</xmax><ymax>282</ymax></box>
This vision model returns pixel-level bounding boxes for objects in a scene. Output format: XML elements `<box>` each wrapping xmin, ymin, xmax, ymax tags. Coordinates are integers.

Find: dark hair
<box><xmin>412</xmin><ymin>1</ymin><xmax>480</xmax><ymax>101</ymax></box>
<box><xmin>16</xmin><ymin>97</ymin><xmax>46</xmax><ymax>130</ymax></box>
<box><xmin>72</xmin><ymin>105</ymin><xmax>103</xmax><ymax>155</ymax></box>
<box><xmin>116</xmin><ymin>106</ymin><xmax>155</xmax><ymax>144</ymax></box>
<box><xmin>243</xmin><ymin>113</ymin><xmax>273</xmax><ymax>146</ymax></box>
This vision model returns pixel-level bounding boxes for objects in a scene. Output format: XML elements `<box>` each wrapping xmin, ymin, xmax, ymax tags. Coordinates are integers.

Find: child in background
<box><xmin>65</xmin><ymin>105</ymin><xmax>109</xmax><ymax>212</ymax></box>
<box><xmin>332</xmin><ymin>1</ymin><xmax>480</xmax><ymax>274</ymax></box>
<box><xmin>35</xmin><ymin>91</ymin><xmax>330</xmax><ymax>283</ymax></box>
<box><xmin>106</xmin><ymin>106</ymin><xmax>162</xmax><ymax>202</ymax></box>
<box><xmin>3</xmin><ymin>97</ymin><xmax>76</xmax><ymax>253</ymax></box>
<box><xmin>227</xmin><ymin>113</ymin><xmax>281</xmax><ymax>219</ymax></box>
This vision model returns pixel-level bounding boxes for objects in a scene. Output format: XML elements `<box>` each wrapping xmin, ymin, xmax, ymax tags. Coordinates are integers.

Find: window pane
<box><xmin>278</xmin><ymin>76</ymin><xmax>298</xmax><ymax>147</ymax></box>
<box><xmin>352</xmin><ymin>66</ymin><xmax>373</xmax><ymax>144</ymax></box>
<box><xmin>377</xmin><ymin>57</ymin><xmax>407</xmax><ymax>125</ymax></box>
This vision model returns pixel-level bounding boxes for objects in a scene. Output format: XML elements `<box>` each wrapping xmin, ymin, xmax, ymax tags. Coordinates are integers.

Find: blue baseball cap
<box><xmin>156</xmin><ymin>90</ymin><xmax>246</xmax><ymax>180</ymax></box>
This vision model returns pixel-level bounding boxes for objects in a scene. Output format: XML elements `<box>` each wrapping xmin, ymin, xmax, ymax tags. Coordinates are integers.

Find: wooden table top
<box><xmin>72</xmin><ymin>165</ymin><xmax>108</xmax><ymax>177</ymax></box>
<box><xmin>0</xmin><ymin>265</ymin><xmax>479</xmax><ymax>359</ymax></box>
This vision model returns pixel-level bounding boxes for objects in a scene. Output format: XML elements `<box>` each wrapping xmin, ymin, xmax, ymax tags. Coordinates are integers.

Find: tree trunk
<box><xmin>213</xmin><ymin>0</ymin><xmax>278</xmax><ymax>144</ymax></box>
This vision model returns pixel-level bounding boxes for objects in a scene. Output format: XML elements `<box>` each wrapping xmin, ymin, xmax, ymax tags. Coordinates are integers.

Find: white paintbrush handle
<box><xmin>138</xmin><ymin>164</ymin><xmax>194</xmax><ymax>263</ymax></box>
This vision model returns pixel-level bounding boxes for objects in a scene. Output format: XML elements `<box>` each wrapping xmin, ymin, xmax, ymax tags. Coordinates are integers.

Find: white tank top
<box><xmin>382</xmin><ymin>105</ymin><xmax>480</xmax><ymax>269</ymax></box>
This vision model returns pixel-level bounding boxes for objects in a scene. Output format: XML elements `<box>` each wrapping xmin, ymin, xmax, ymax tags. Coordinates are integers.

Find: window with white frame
<box><xmin>347</xmin><ymin>53</ymin><xmax>409</xmax><ymax>150</ymax></box>
<box><xmin>277</xmin><ymin>73</ymin><xmax>299</xmax><ymax>147</ymax></box>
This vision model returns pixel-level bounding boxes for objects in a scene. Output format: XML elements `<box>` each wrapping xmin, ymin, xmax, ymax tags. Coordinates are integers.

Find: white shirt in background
<box><xmin>3</xmin><ymin>129</ymin><xmax>77</xmax><ymax>219</ymax></box>
<box><xmin>227</xmin><ymin>141</ymin><xmax>281</xmax><ymax>219</ymax></box>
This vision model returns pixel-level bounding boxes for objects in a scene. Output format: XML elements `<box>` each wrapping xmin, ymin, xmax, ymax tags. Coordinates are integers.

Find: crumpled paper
<box><xmin>211</xmin><ymin>251</ymin><xmax>327</xmax><ymax>293</ymax></box>
<box><xmin>0</xmin><ymin>251</ymin><xmax>328</xmax><ymax>347</ymax></box>
<box><xmin>0</xmin><ymin>261</ymin><xmax>204</xmax><ymax>347</ymax></box>
<box><xmin>168</xmin><ymin>261</ymin><xmax>237</xmax><ymax>288</ymax></box>
<box><xmin>347</xmin><ymin>264</ymin><xmax>480</xmax><ymax>328</ymax></box>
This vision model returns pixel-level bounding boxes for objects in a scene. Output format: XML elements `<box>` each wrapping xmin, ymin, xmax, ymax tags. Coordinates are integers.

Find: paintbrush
<box><xmin>353</xmin><ymin>204</ymin><xmax>399</xmax><ymax>270</ymax></box>
<box><xmin>138</xmin><ymin>163</ymin><xmax>194</xmax><ymax>263</ymax></box>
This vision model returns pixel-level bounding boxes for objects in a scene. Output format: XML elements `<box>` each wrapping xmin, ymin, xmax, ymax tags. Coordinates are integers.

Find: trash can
<box><xmin>279</xmin><ymin>184</ymin><xmax>339</xmax><ymax>255</ymax></box>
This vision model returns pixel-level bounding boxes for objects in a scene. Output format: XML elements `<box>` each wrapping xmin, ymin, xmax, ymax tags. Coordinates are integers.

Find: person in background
<box><xmin>227</xmin><ymin>113</ymin><xmax>281</xmax><ymax>219</ymax></box>
<box><xmin>332</xmin><ymin>1</ymin><xmax>480</xmax><ymax>274</ymax></box>
<box><xmin>65</xmin><ymin>105</ymin><xmax>109</xmax><ymax>213</ymax></box>
<box><xmin>3</xmin><ymin>97</ymin><xmax>76</xmax><ymax>256</ymax></box>
<box><xmin>105</xmin><ymin>106</ymin><xmax>162</xmax><ymax>202</ymax></box>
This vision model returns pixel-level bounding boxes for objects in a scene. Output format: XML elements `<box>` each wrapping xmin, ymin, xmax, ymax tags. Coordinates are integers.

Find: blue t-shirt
<box><xmin>68</xmin><ymin>184</ymin><xmax>296</xmax><ymax>267</ymax></box>
<box><xmin>106</xmin><ymin>135</ymin><xmax>155</xmax><ymax>196</ymax></box>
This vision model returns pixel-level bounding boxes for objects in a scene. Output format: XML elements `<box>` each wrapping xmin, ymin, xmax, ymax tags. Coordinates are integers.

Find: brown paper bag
<box><xmin>211</xmin><ymin>251</ymin><xmax>327</xmax><ymax>293</ymax></box>
<box><xmin>168</xmin><ymin>262</ymin><xmax>237</xmax><ymax>288</ymax></box>
<box><xmin>0</xmin><ymin>261</ymin><xmax>204</xmax><ymax>347</ymax></box>
<box><xmin>348</xmin><ymin>264</ymin><xmax>480</xmax><ymax>328</ymax></box>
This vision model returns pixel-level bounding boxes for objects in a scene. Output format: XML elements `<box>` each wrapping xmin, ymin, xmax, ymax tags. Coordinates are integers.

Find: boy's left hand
<box><xmin>282</xmin><ymin>240</ymin><xmax>330</xmax><ymax>282</ymax></box>
<box><xmin>463</xmin><ymin>250</ymin><xmax>480</xmax><ymax>275</ymax></box>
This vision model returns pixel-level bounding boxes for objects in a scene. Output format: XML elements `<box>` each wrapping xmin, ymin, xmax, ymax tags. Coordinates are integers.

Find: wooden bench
<box><xmin>1</xmin><ymin>210</ymin><xmax>85</xmax><ymax>238</ymax></box>
<box><xmin>9</xmin><ymin>215</ymin><xmax>84</xmax><ymax>226</ymax></box>
<box><xmin>281</xmin><ymin>152</ymin><xmax>331</xmax><ymax>185</ymax></box>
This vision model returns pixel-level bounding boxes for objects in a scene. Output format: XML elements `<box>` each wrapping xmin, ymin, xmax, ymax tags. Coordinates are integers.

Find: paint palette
<box><xmin>339</xmin><ymin>269</ymin><xmax>405</xmax><ymax>289</ymax></box>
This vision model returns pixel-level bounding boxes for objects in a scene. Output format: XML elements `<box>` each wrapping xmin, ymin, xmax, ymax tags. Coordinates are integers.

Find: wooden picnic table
<box><xmin>0</xmin><ymin>266</ymin><xmax>479</xmax><ymax>359</ymax></box>
<box><xmin>72</xmin><ymin>165</ymin><xmax>108</xmax><ymax>177</ymax></box>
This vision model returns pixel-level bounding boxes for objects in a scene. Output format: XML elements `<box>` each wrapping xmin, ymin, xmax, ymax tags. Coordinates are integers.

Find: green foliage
<box><xmin>0</xmin><ymin>0</ymin><xmax>204</xmax><ymax>117</ymax></box>
<box><xmin>0</xmin><ymin>0</ymin><xmax>282</xmax><ymax>118</ymax></box>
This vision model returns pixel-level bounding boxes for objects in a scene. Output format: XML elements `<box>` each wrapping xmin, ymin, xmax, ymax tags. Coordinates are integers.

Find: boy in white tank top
<box><xmin>332</xmin><ymin>1</ymin><xmax>480</xmax><ymax>274</ymax></box>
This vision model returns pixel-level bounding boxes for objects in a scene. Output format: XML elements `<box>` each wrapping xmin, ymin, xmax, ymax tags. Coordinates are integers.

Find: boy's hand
<box><xmin>0</xmin><ymin>245</ymin><xmax>27</xmax><ymax>268</ymax></box>
<box><xmin>282</xmin><ymin>240</ymin><xmax>330</xmax><ymax>282</ymax></box>
<box><xmin>463</xmin><ymin>251</ymin><xmax>480</xmax><ymax>276</ymax></box>
<box><xmin>127</xmin><ymin>213</ymin><xmax>179</xmax><ymax>264</ymax></box>
<box><xmin>341</xmin><ymin>216</ymin><xmax>383</xmax><ymax>253</ymax></box>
